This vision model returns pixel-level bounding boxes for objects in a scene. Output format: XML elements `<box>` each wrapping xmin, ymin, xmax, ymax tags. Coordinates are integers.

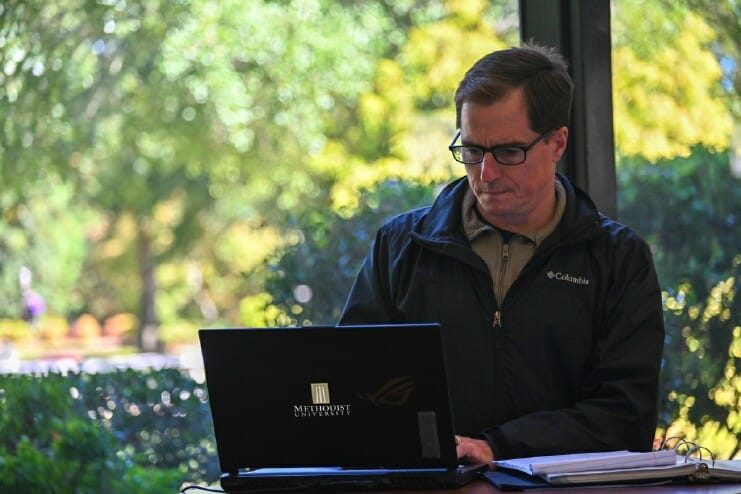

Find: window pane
<box><xmin>612</xmin><ymin>0</ymin><xmax>740</xmax><ymax>459</ymax></box>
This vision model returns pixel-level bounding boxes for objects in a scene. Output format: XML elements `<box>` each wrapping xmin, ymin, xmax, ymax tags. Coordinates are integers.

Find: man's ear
<box><xmin>551</xmin><ymin>126</ymin><xmax>569</xmax><ymax>161</ymax></box>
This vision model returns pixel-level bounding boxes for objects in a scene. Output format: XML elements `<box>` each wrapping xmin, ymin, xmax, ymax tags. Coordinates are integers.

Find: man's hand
<box><xmin>456</xmin><ymin>435</ymin><xmax>495</xmax><ymax>466</ymax></box>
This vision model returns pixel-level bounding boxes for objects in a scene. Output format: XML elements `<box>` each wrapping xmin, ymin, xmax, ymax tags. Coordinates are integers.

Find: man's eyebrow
<box><xmin>460</xmin><ymin>138</ymin><xmax>526</xmax><ymax>147</ymax></box>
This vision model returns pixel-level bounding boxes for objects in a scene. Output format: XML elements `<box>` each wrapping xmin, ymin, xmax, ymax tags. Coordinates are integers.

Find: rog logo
<box><xmin>357</xmin><ymin>376</ymin><xmax>415</xmax><ymax>407</ymax></box>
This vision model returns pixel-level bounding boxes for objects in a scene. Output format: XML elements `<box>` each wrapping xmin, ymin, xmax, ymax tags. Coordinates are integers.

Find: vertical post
<box><xmin>519</xmin><ymin>0</ymin><xmax>617</xmax><ymax>218</ymax></box>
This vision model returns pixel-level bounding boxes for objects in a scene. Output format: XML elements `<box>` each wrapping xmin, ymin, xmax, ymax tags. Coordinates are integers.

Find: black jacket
<box><xmin>339</xmin><ymin>174</ymin><xmax>664</xmax><ymax>459</ymax></box>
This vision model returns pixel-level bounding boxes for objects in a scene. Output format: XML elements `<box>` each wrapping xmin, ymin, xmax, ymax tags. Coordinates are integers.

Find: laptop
<box><xmin>198</xmin><ymin>323</ymin><xmax>488</xmax><ymax>492</ymax></box>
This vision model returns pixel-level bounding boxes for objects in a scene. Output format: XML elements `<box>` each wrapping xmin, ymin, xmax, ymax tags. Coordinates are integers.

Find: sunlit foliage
<box><xmin>612</xmin><ymin>1</ymin><xmax>734</xmax><ymax>160</ymax></box>
<box><xmin>0</xmin><ymin>0</ymin><xmax>738</xmax><ymax>468</ymax></box>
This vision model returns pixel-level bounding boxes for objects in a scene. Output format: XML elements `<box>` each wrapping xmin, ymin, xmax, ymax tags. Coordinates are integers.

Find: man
<box><xmin>339</xmin><ymin>44</ymin><xmax>664</xmax><ymax>465</ymax></box>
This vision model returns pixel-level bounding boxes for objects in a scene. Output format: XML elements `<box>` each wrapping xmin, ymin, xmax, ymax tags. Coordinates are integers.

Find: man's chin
<box><xmin>477</xmin><ymin>198</ymin><xmax>515</xmax><ymax>218</ymax></box>
<box><xmin>477</xmin><ymin>190</ymin><xmax>511</xmax><ymax>207</ymax></box>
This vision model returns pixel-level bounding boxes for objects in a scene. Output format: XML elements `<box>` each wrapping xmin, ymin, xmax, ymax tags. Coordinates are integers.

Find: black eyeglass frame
<box><xmin>448</xmin><ymin>129</ymin><xmax>554</xmax><ymax>166</ymax></box>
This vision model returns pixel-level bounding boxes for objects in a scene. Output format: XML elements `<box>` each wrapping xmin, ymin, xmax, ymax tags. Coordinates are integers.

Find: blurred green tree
<box><xmin>0</xmin><ymin>0</ymin><xmax>738</xmax><ymax>459</ymax></box>
<box><xmin>263</xmin><ymin>180</ymin><xmax>439</xmax><ymax>325</ymax></box>
<box><xmin>0</xmin><ymin>0</ymin><xmax>429</xmax><ymax>348</ymax></box>
<box><xmin>612</xmin><ymin>0</ymin><xmax>733</xmax><ymax>160</ymax></box>
<box><xmin>618</xmin><ymin>150</ymin><xmax>740</xmax><ymax>458</ymax></box>
<box><xmin>612</xmin><ymin>0</ymin><xmax>739</xmax><ymax>457</ymax></box>
<box><xmin>261</xmin><ymin>0</ymin><xmax>509</xmax><ymax>324</ymax></box>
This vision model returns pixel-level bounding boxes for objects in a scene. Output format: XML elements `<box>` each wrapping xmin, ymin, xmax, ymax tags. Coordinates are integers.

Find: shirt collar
<box><xmin>462</xmin><ymin>176</ymin><xmax>567</xmax><ymax>246</ymax></box>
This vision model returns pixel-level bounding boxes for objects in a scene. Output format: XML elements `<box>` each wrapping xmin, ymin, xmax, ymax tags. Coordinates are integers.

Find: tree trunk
<box><xmin>137</xmin><ymin>225</ymin><xmax>161</xmax><ymax>352</ymax></box>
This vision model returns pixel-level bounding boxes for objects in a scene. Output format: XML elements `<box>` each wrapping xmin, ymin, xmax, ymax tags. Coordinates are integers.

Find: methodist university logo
<box><xmin>293</xmin><ymin>382</ymin><xmax>352</xmax><ymax>418</ymax></box>
<box><xmin>293</xmin><ymin>377</ymin><xmax>414</xmax><ymax>418</ymax></box>
<box><xmin>311</xmin><ymin>382</ymin><xmax>330</xmax><ymax>404</ymax></box>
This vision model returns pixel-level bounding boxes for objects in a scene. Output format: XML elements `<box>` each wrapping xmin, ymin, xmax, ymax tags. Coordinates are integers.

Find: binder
<box><xmin>487</xmin><ymin>439</ymin><xmax>741</xmax><ymax>489</ymax></box>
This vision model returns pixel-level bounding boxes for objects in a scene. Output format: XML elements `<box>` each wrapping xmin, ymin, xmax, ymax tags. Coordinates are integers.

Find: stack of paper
<box><xmin>495</xmin><ymin>449</ymin><xmax>678</xmax><ymax>477</ymax></box>
<box><xmin>491</xmin><ymin>449</ymin><xmax>741</xmax><ymax>487</ymax></box>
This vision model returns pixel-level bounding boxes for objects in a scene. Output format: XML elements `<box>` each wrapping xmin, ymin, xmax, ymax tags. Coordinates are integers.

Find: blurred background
<box><xmin>0</xmin><ymin>0</ymin><xmax>738</xmax><ymax>491</ymax></box>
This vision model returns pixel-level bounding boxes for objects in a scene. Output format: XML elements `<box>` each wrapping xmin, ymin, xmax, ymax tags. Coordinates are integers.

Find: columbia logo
<box><xmin>547</xmin><ymin>271</ymin><xmax>590</xmax><ymax>285</ymax></box>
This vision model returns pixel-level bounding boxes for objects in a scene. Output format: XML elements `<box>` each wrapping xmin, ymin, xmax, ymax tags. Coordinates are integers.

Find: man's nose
<box><xmin>479</xmin><ymin>152</ymin><xmax>502</xmax><ymax>181</ymax></box>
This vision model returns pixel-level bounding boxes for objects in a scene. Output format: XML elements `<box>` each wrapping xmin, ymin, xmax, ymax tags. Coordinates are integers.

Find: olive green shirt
<box><xmin>462</xmin><ymin>177</ymin><xmax>567</xmax><ymax>304</ymax></box>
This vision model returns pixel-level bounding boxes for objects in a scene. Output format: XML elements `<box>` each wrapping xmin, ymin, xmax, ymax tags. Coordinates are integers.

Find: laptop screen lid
<box><xmin>198</xmin><ymin>323</ymin><xmax>460</xmax><ymax>474</ymax></box>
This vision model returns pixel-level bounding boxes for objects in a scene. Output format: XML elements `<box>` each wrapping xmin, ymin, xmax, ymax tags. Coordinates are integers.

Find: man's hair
<box><xmin>454</xmin><ymin>43</ymin><xmax>574</xmax><ymax>133</ymax></box>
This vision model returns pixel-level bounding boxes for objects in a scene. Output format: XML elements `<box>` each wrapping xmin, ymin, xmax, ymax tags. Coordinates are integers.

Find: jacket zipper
<box><xmin>496</xmin><ymin>243</ymin><xmax>510</xmax><ymax>306</ymax></box>
<box><xmin>494</xmin><ymin>243</ymin><xmax>510</xmax><ymax>326</ymax></box>
<box><xmin>493</xmin><ymin>310</ymin><xmax>502</xmax><ymax>347</ymax></box>
<box><xmin>493</xmin><ymin>310</ymin><xmax>502</xmax><ymax>328</ymax></box>
<box><xmin>492</xmin><ymin>243</ymin><xmax>509</xmax><ymax>347</ymax></box>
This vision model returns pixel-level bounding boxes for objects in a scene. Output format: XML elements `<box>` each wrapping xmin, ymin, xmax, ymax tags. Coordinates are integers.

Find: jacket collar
<box><xmin>415</xmin><ymin>173</ymin><xmax>602</xmax><ymax>244</ymax></box>
<box><xmin>414</xmin><ymin>176</ymin><xmax>469</xmax><ymax>241</ymax></box>
<box><xmin>551</xmin><ymin>172</ymin><xmax>603</xmax><ymax>243</ymax></box>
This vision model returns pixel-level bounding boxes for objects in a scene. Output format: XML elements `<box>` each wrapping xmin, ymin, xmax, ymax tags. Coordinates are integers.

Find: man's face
<box><xmin>460</xmin><ymin>87</ymin><xmax>568</xmax><ymax>232</ymax></box>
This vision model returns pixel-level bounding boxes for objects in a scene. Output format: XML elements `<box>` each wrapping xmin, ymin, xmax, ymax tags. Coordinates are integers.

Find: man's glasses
<box><xmin>448</xmin><ymin>129</ymin><xmax>553</xmax><ymax>165</ymax></box>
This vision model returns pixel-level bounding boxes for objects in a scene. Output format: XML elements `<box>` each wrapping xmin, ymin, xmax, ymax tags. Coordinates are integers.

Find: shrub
<box><xmin>0</xmin><ymin>372</ymin><xmax>131</xmax><ymax>493</ymax></box>
<box><xmin>70</xmin><ymin>313</ymin><xmax>102</xmax><ymax>340</ymax></box>
<box><xmin>0</xmin><ymin>318</ymin><xmax>33</xmax><ymax>342</ymax></box>
<box><xmin>0</xmin><ymin>367</ymin><xmax>219</xmax><ymax>493</ymax></box>
<box><xmin>159</xmin><ymin>319</ymin><xmax>200</xmax><ymax>346</ymax></box>
<box><xmin>103</xmin><ymin>312</ymin><xmax>138</xmax><ymax>340</ymax></box>
<box><xmin>37</xmin><ymin>315</ymin><xmax>70</xmax><ymax>342</ymax></box>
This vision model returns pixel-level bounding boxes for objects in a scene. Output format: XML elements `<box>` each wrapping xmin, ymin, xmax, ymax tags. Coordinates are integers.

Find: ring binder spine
<box><xmin>658</xmin><ymin>436</ymin><xmax>716</xmax><ymax>468</ymax></box>
<box><xmin>691</xmin><ymin>462</ymin><xmax>711</xmax><ymax>481</ymax></box>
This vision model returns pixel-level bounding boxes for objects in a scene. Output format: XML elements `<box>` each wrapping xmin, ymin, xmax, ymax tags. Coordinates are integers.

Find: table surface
<box><xmin>452</xmin><ymin>479</ymin><xmax>741</xmax><ymax>494</ymax></box>
<box><xmin>181</xmin><ymin>479</ymin><xmax>741</xmax><ymax>493</ymax></box>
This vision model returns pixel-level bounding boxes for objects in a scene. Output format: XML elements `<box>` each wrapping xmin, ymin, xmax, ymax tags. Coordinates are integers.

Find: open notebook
<box><xmin>198</xmin><ymin>323</ymin><xmax>488</xmax><ymax>492</ymax></box>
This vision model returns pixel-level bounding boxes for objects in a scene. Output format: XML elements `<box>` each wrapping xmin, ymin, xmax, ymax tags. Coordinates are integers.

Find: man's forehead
<box><xmin>460</xmin><ymin>99</ymin><xmax>533</xmax><ymax>143</ymax></box>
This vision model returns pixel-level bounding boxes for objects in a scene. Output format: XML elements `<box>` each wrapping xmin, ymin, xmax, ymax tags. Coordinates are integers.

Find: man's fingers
<box><xmin>455</xmin><ymin>436</ymin><xmax>495</xmax><ymax>466</ymax></box>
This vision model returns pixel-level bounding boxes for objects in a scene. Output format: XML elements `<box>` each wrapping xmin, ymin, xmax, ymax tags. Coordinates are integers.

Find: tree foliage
<box><xmin>0</xmin><ymin>0</ymin><xmax>739</xmax><ymax>461</ymax></box>
<box><xmin>0</xmin><ymin>369</ymin><xmax>213</xmax><ymax>492</ymax></box>
<box><xmin>1</xmin><ymin>0</ymin><xmax>453</xmax><ymax>344</ymax></box>
<box><xmin>611</xmin><ymin>0</ymin><xmax>734</xmax><ymax>161</ymax></box>
<box><xmin>318</xmin><ymin>0</ymin><xmax>507</xmax><ymax>213</ymax></box>
<box><xmin>263</xmin><ymin>180</ymin><xmax>439</xmax><ymax>326</ymax></box>
<box><xmin>618</xmin><ymin>149</ymin><xmax>740</xmax><ymax>458</ymax></box>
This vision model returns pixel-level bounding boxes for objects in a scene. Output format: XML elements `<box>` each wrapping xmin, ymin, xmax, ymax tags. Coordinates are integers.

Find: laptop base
<box><xmin>221</xmin><ymin>464</ymin><xmax>488</xmax><ymax>492</ymax></box>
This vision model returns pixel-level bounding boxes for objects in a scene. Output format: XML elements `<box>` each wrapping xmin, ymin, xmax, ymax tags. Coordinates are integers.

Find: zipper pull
<box><xmin>491</xmin><ymin>311</ymin><xmax>502</xmax><ymax>348</ymax></box>
<box><xmin>492</xmin><ymin>310</ymin><xmax>502</xmax><ymax>347</ymax></box>
<box><xmin>493</xmin><ymin>310</ymin><xmax>502</xmax><ymax>328</ymax></box>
